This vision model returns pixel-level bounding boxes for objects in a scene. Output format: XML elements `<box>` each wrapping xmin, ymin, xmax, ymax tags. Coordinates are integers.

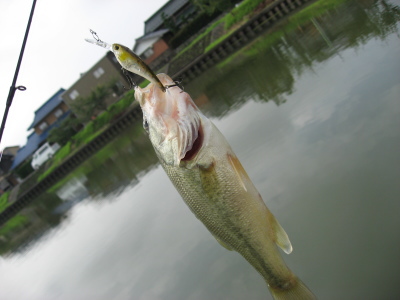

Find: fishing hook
<box><xmin>90</xmin><ymin>29</ymin><xmax>103</xmax><ymax>43</ymax></box>
<box><xmin>121</xmin><ymin>68</ymin><xmax>137</xmax><ymax>90</ymax></box>
<box><xmin>165</xmin><ymin>77</ymin><xmax>185</xmax><ymax>92</ymax></box>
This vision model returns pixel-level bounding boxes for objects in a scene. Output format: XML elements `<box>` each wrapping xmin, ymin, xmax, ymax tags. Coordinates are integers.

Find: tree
<box><xmin>69</xmin><ymin>79</ymin><xmax>118</xmax><ymax>123</ymax></box>
<box><xmin>161</xmin><ymin>12</ymin><xmax>179</xmax><ymax>33</ymax></box>
<box><xmin>47</xmin><ymin>115</ymin><xmax>80</xmax><ymax>146</ymax></box>
<box><xmin>190</xmin><ymin>0</ymin><xmax>236</xmax><ymax>16</ymax></box>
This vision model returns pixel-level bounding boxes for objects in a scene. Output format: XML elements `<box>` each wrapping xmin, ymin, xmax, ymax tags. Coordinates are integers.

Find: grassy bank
<box><xmin>0</xmin><ymin>192</ymin><xmax>11</xmax><ymax>214</ymax></box>
<box><xmin>217</xmin><ymin>0</ymin><xmax>349</xmax><ymax>68</ymax></box>
<box><xmin>35</xmin><ymin>89</ymin><xmax>136</xmax><ymax>183</ymax></box>
<box><xmin>172</xmin><ymin>0</ymin><xmax>267</xmax><ymax>62</ymax></box>
<box><xmin>0</xmin><ymin>192</ymin><xmax>28</xmax><ymax>241</ymax></box>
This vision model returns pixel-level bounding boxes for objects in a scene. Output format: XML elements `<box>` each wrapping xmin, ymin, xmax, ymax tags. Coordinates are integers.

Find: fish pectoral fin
<box><xmin>269</xmin><ymin>213</ymin><xmax>293</xmax><ymax>254</ymax></box>
<box><xmin>227</xmin><ymin>154</ymin><xmax>250</xmax><ymax>192</ymax></box>
<box><xmin>212</xmin><ymin>234</ymin><xmax>233</xmax><ymax>251</ymax></box>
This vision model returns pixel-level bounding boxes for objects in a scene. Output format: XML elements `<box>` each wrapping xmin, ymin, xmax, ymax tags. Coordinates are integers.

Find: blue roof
<box><xmin>11</xmin><ymin>111</ymin><xmax>70</xmax><ymax>170</ymax></box>
<box><xmin>28</xmin><ymin>88</ymin><xmax>66</xmax><ymax>130</ymax></box>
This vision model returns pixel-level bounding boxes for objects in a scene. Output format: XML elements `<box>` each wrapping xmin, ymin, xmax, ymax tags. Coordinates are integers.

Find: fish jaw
<box><xmin>135</xmin><ymin>74</ymin><xmax>201</xmax><ymax>167</ymax></box>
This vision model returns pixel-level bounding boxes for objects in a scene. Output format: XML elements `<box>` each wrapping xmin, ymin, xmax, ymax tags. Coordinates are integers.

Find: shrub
<box><xmin>13</xmin><ymin>159</ymin><xmax>34</xmax><ymax>179</ymax></box>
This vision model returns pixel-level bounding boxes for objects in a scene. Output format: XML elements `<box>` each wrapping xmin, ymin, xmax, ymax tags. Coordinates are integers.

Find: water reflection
<box><xmin>187</xmin><ymin>0</ymin><xmax>400</xmax><ymax>117</ymax></box>
<box><xmin>0</xmin><ymin>0</ymin><xmax>399</xmax><ymax>299</ymax></box>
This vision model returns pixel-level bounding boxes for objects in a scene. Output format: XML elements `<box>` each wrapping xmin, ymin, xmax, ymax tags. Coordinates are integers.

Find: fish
<box><xmin>134</xmin><ymin>73</ymin><xmax>316</xmax><ymax>300</ymax></box>
<box><xmin>110</xmin><ymin>43</ymin><xmax>166</xmax><ymax>92</ymax></box>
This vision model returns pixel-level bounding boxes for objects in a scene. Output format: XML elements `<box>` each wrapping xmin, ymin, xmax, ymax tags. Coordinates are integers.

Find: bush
<box><xmin>224</xmin><ymin>0</ymin><xmax>267</xmax><ymax>29</ymax></box>
<box><xmin>169</xmin><ymin>11</ymin><xmax>221</xmax><ymax>48</ymax></box>
<box><xmin>13</xmin><ymin>159</ymin><xmax>34</xmax><ymax>179</ymax></box>
<box><xmin>47</xmin><ymin>115</ymin><xmax>78</xmax><ymax>146</ymax></box>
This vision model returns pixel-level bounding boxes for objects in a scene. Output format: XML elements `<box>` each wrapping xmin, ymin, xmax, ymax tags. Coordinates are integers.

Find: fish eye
<box><xmin>114</xmin><ymin>45</ymin><xmax>119</xmax><ymax>51</ymax></box>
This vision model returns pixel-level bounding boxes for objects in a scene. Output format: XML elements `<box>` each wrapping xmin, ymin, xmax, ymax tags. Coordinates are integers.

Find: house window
<box><xmin>93</xmin><ymin>67</ymin><xmax>105</xmax><ymax>79</ymax></box>
<box><xmin>143</xmin><ymin>47</ymin><xmax>154</xmax><ymax>59</ymax></box>
<box><xmin>69</xmin><ymin>90</ymin><xmax>79</xmax><ymax>100</ymax></box>
<box><xmin>54</xmin><ymin>108</ymin><xmax>63</xmax><ymax>118</ymax></box>
<box><xmin>39</xmin><ymin>122</ymin><xmax>48</xmax><ymax>131</ymax></box>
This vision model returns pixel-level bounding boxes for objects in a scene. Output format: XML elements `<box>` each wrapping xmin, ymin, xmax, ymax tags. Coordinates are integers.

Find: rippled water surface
<box><xmin>1</xmin><ymin>0</ymin><xmax>399</xmax><ymax>299</ymax></box>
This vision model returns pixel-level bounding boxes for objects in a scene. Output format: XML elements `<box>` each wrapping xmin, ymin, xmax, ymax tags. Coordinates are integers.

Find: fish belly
<box><xmin>160</xmin><ymin>132</ymin><xmax>295</xmax><ymax>292</ymax></box>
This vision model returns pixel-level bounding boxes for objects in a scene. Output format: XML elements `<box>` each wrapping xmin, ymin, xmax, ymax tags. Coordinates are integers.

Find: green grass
<box><xmin>173</xmin><ymin>0</ymin><xmax>266</xmax><ymax>60</ymax></box>
<box><xmin>224</xmin><ymin>0</ymin><xmax>267</xmax><ymax>30</ymax></box>
<box><xmin>0</xmin><ymin>192</ymin><xmax>28</xmax><ymax>240</ymax></box>
<box><xmin>36</xmin><ymin>90</ymin><xmax>136</xmax><ymax>183</ymax></box>
<box><xmin>173</xmin><ymin>19</ymin><xmax>225</xmax><ymax>60</ymax></box>
<box><xmin>217</xmin><ymin>0</ymin><xmax>349</xmax><ymax>68</ymax></box>
<box><xmin>71</xmin><ymin>90</ymin><xmax>136</xmax><ymax>149</ymax></box>
<box><xmin>0</xmin><ymin>191</ymin><xmax>11</xmax><ymax>213</ymax></box>
<box><xmin>0</xmin><ymin>215</ymin><xmax>28</xmax><ymax>236</ymax></box>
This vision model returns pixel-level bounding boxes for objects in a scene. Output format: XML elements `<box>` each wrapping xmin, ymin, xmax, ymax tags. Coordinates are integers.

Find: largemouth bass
<box><xmin>134</xmin><ymin>73</ymin><xmax>316</xmax><ymax>300</ymax></box>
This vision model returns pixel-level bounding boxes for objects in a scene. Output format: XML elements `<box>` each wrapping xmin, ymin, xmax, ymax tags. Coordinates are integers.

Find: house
<box><xmin>11</xmin><ymin>89</ymin><xmax>70</xmax><ymax>170</ymax></box>
<box><xmin>0</xmin><ymin>146</ymin><xmax>19</xmax><ymax>174</ymax></box>
<box><xmin>143</xmin><ymin>0</ymin><xmax>196</xmax><ymax>35</ymax></box>
<box><xmin>28</xmin><ymin>88</ymin><xmax>69</xmax><ymax>136</ymax></box>
<box><xmin>132</xmin><ymin>0</ymin><xmax>198</xmax><ymax>68</ymax></box>
<box><xmin>62</xmin><ymin>51</ymin><xmax>130</xmax><ymax>120</ymax></box>
<box><xmin>0</xmin><ymin>146</ymin><xmax>20</xmax><ymax>192</ymax></box>
<box><xmin>133</xmin><ymin>29</ymin><xmax>170</xmax><ymax>64</ymax></box>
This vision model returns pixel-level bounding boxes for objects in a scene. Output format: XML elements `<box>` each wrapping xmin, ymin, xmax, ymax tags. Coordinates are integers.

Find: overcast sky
<box><xmin>0</xmin><ymin>0</ymin><xmax>168</xmax><ymax>150</ymax></box>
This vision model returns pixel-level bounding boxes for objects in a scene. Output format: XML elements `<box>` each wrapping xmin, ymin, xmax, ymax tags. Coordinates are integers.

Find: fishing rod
<box><xmin>0</xmin><ymin>0</ymin><xmax>38</xmax><ymax>151</ymax></box>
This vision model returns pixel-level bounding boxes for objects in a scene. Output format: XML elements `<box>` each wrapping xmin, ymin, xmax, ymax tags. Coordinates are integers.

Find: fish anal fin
<box><xmin>212</xmin><ymin>234</ymin><xmax>233</xmax><ymax>251</ymax></box>
<box><xmin>269</xmin><ymin>212</ymin><xmax>293</xmax><ymax>254</ymax></box>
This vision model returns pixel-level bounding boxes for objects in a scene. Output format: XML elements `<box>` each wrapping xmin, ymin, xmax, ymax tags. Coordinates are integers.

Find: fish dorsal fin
<box><xmin>269</xmin><ymin>213</ymin><xmax>293</xmax><ymax>254</ymax></box>
<box><xmin>212</xmin><ymin>234</ymin><xmax>233</xmax><ymax>251</ymax></box>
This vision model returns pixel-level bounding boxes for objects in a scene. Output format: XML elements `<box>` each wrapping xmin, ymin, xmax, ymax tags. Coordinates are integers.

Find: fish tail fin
<box><xmin>269</xmin><ymin>278</ymin><xmax>316</xmax><ymax>300</ymax></box>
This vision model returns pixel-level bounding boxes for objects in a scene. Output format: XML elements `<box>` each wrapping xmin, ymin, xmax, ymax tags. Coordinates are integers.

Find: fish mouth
<box><xmin>135</xmin><ymin>73</ymin><xmax>202</xmax><ymax>166</ymax></box>
<box><xmin>182</xmin><ymin>124</ymin><xmax>203</xmax><ymax>162</ymax></box>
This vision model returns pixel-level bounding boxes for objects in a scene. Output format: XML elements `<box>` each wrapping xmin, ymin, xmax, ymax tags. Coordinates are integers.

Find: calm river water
<box><xmin>1</xmin><ymin>0</ymin><xmax>399</xmax><ymax>299</ymax></box>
